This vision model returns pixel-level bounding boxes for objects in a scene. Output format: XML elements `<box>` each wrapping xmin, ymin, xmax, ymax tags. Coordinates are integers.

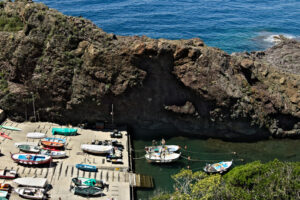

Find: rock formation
<box><xmin>0</xmin><ymin>1</ymin><xmax>299</xmax><ymax>139</ymax></box>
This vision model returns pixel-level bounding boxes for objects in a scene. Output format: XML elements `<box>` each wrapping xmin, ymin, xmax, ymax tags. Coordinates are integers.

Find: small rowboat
<box><xmin>72</xmin><ymin>178</ymin><xmax>107</xmax><ymax>188</ymax></box>
<box><xmin>145</xmin><ymin>152</ymin><xmax>181</xmax><ymax>163</ymax></box>
<box><xmin>15</xmin><ymin>187</ymin><xmax>46</xmax><ymax>199</ymax></box>
<box><xmin>41</xmin><ymin>141</ymin><xmax>64</xmax><ymax>148</ymax></box>
<box><xmin>15</xmin><ymin>142</ymin><xmax>39</xmax><ymax>147</ymax></box>
<box><xmin>0</xmin><ymin>183</ymin><xmax>11</xmax><ymax>191</ymax></box>
<box><xmin>76</xmin><ymin>164</ymin><xmax>98</xmax><ymax>172</ymax></box>
<box><xmin>0</xmin><ymin>132</ymin><xmax>12</xmax><ymax>140</ymax></box>
<box><xmin>52</xmin><ymin>128</ymin><xmax>77</xmax><ymax>136</ymax></box>
<box><xmin>26</xmin><ymin>132</ymin><xmax>46</xmax><ymax>139</ymax></box>
<box><xmin>72</xmin><ymin>185</ymin><xmax>103</xmax><ymax>197</ymax></box>
<box><xmin>0</xmin><ymin>169</ymin><xmax>17</xmax><ymax>179</ymax></box>
<box><xmin>145</xmin><ymin>145</ymin><xmax>180</xmax><ymax>153</ymax></box>
<box><xmin>18</xmin><ymin>145</ymin><xmax>40</xmax><ymax>153</ymax></box>
<box><xmin>0</xmin><ymin>125</ymin><xmax>21</xmax><ymax>131</ymax></box>
<box><xmin>11</xmin><ymin>153</ymin><xmax>52</xmax><ymax>165</ymax></box>
<box><xmin>0</xmin><ymin>190</ymin><xmax>8</xmax><ymax>198</ymax></box>
<box><xmin>203</xmin><ymin>160</ymin><xmax>233</xmax><ymax>174</ymax></box>
<box><xmin>40</xmin><ymin>149</ymin><xmax>66</xmax><ymax>158</ymax></box>
<box><xmin>43</xmin><ymin>137</ymin><xmax>66</xmax><ymax>144</ymax></box>
<box><xmin>81</xmin><ymin>144</ymin><xmax>113</xmax><ymax>154</ymax></box>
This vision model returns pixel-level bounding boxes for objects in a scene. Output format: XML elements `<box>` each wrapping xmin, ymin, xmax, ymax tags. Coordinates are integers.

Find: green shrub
<box><xmin>0</xmin><ymin>12</ymin><xmax>23</xmax><ymax>32</ymax></box>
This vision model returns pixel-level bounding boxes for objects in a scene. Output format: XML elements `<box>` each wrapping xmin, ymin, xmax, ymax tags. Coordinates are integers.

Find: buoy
<box><xmin>188</xmin><ymin>156</ymin><xmax>191</xmax><ymax>160</ymax></box>
<box><xmin>184</xmin><ymin>145</ymin><xmax>187</xmax><ymax>150</ymax></box>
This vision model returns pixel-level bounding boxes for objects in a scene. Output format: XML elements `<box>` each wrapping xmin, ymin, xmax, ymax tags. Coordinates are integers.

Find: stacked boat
<box><xmin>145</xmin><ymin>140</ymin><xmax>181</xmax><ymax>163</ymax></box>
<box><xmin>14</xmin><ymin>177</ymin><xmax>49</xmax><ymax>199</ymax></box>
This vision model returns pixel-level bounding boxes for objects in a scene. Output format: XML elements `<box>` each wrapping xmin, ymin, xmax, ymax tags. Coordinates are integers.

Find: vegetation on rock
<box><xmin>152</xmin><ymin>160</ymin><xmax>300</xmax><ymax>200</ymax></box>
<box><xmin>0</xmin><ymin>11</ymin><xmax>23</xmax><ymax>32</ymax></box>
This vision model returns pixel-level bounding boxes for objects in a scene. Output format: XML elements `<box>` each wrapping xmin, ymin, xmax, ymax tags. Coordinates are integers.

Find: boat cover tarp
<box><xmin>14</xmin><ymin>177</ymin><xmax>48</xmax><ymax>188</ymax></box>
<box><xmin>52</xmin><ymin>128</ymin><xmax>77</xmax><ymax>135</ymax></box>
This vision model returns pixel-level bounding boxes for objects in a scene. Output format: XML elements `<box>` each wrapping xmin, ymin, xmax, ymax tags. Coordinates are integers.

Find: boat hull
<box><xmin>15</xmin><ymin>187</ymin><xmax>45</xmax><ymax>200</ymax></box>
<box><xmin>52</xmin><ymin>128</ymin><xmax>77</xmax><ymax>136</ymax></box>
<box><xmin>76</xmin><ymin>164</ymin><xmax>98</xmax><ymax>172</ymax></box>
<box><xmin>11</xmin><ymin>153</ymin><xmax>52</xmax><ymax>165</ymax></box>
<box><xmin>0</xmin><ymin>169</ymin><xmax>17</xmax><ymax>179</ymax></box>
<box><xmin>43</xmin><ymin>137</ymin><xmax>66</xmax><ymax>144</ymax></box>
<box><xmin>203</xmin><ymin>161</ymin><xmax>233</xmax><ymax>173</ymax></box>
<box><xmin>18</xmin><ymin>145</ymin><xmax>40</xmax><ymax>153</ymax></box>
<box><xmin>41</xmin><ymin>141</ymin><xmax>64</xmax><ymax>148</ymax></box>
<box><xmin>26</xmin><ymin>132</ymin><xmax>46</xmax><ymax>139</ymax></box>
<box><xmin>145</xmin><ymin>152</ymin><xmax>181</xmax><ymax>163</ymax></box>
<box><xmin>81</xmin><ymin>144</ymin><xmax>113</xmax><ymax>154</ymax></box>
<box><xmin>145</xmin><ymin>145</ymin><xmax>180</xmax><ymax>153</ymax></box>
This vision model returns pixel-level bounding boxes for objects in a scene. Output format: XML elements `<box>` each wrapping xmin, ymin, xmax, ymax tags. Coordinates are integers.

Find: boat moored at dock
<box><xmin>145</xmin><ymin>152</ymin><xmax>181</xmax><ymax>163</ymax></box>
<box><xmin>145</xmin><ymin>145</ymin><xmax>180</xmax><ymax>153</ymax></box>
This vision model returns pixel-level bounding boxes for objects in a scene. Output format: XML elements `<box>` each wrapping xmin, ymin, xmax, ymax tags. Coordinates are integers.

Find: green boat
<box><xmin>72</xmin><ymin>177</ymin><xmax>106</xmax><ymax>188</ymax></box>
<box><xmin>52</xmin><ymin>128</ymin><xmax>77</xmax><ymax>136</ymax></box>
<box><xmin>0</xmin><ymin>125</ymin><xmax>21</xmax><ymax>131</ymax></box>
<box><xmin>72</xmin><ymin>186</ymin><xmax>103</xmax><ymax>197</ymax></box>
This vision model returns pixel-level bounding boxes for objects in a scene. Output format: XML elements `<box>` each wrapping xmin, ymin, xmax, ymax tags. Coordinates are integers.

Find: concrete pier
<box><xmin>0</xmin><ymin>119</ymin><xmax>132</xmax><ymax>200</ymax></box>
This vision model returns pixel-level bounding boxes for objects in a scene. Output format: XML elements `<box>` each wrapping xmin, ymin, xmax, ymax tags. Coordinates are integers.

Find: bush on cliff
<box><xmin>152</xmin><ymin>160</ymin><xmax>300</xmax><ymax>200</ymax></box>
<box><xmin>0</xmin><ymin>11</ymin><xmax>23</xmax><ymax>32</ymax></box>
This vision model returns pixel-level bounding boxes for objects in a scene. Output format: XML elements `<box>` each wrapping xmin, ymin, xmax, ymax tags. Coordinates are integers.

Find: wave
<box><xmin>263</xmin><ymin>34</ymin><xmax>295</xmax><ymax>44</ymax></box>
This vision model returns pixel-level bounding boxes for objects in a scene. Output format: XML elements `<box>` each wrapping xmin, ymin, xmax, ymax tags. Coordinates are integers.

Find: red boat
<box><xmin>42</xmin><ymin>147</ymin><xmax>61</xmax><ymax>151</ymax></box>
<box><xmin>11</xmin><ymin>153</ymin><xmax>52</xmax><ymax>165</ymax></box>
<box><xmin>0</xmin><ymin>169</ymin><xmax>17</xmax><ymax>179</ymax></box>
<box><xmin>41</xmin><ymin>141</ymin><xmax>64</xmax><ymax>148</ymax></box>
<box><xmin>0</xmin><ymin>183</ymin><xmax>11</xmax><ymax>191</ymax></box>
<box><xmin>0</xmin><ymin>132</ymin><xmax>12</xmax><ymax>140</ymax></box>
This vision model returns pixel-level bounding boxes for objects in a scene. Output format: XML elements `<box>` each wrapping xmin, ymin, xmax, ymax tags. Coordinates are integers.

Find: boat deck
<box><xmin>0</xmin><ymin>119</ymin><xmax>131</xmax><ymax>200</ymax></box>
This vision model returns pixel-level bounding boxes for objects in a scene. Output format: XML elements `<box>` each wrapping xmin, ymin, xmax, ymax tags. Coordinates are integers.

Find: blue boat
<box><xmin>76</xmin><ymin>164</ymin><xmax>98</xmax><ymax>172</ymax></box>
<box><xmin>43</xmin><ymin>137</ymin><xmax>66</xmax><ymax>144</ymax></box>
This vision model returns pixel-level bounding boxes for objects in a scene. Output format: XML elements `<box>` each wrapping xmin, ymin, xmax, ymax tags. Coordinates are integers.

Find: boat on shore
<box><xmin>0</xmin><ymin>169</ymin><xmax>17</xmax><ymax>179</ymax></box>
<box><xmin>0</xmin><ymin>125</ymin><xmax>21</xmax><ymax>131</ymax></box>
<box><xmin>15</xmin><ymin>142</ymin><xmax>39</xmax><ymax>147</ymax></box>
<box><xmin>0</xmin><ymin>132</ymin><xmax>12</xmax><ymax>140</ymax></box>
<box><xmin>11</xmin><ymin>153</ymin><xmax>52</xmax><ymax>165</ymax></box>
<box><xmin>72</xmin><ymin>178</ymin><xmax>107</xmax><ymax>188</ymax></box>
<box><xmin>203</xmin><ymin>160</ymin><xmax>233</xmax><ymax>173</ymax></box>
<box><xmin>145</xmin><ymin>145</ymin><xmax>180</xmax><ymax>153</ymax></box>
<box><xmin>0</xmin><ymin>183</ymin><xmax>11</xmax><ymax>191</ymax></box>
<box><xmin>26</xmin><ymin>132</ymin><xmax>46</xmax><ymax>139</ymax></box>
<box><xmin>18</xmin><ymin>145</ymin><xmax>40</xmax><ymax>153</ymax></box>
<box><xmin>15</xmin><ymin>187</ymin><xmax>46</xmax><ymax>199</ymax></box>
<box><xmin>145</xmin><ymin>152</ymin><xmax>181</xmax><ymax>163</ymax></box>
<box><xmin>14</xmin><ymin>177</ymin><xmax>48</xmax><ymax>188</ymax></box>
<box><xmin>72</xmin><ymin>185</ymin><xmax>103</xmax><ymax>197</ymax></box>
<box><xmin>43</xmin><ymin>137</ymin><xmax>66</xmax><ymax>144</ymax></box>
<box><xmin>76</xmin><ymin>164</ymin><xmax>98</xmax><ymax>172</ymax></box>
<box><xmin>40</xmin><ymin>149</ymin><xmax>66</xmax><ymax>158</ymax></box>
<box><xmin>52</xmin><ymin>128</ymin><xmax>77</xmax><ymax>136</ymax></box>
<box><xmin>81</xmin><ymin>144</ymin><xmax>113</xmax><ymax>154</ymax></box>
<box><xmin>41</xmin><ymin>141</ymin><xmax>64</xmax><ymax>148</ymax></box>
<box><xmin>0</xmin><ymin>190</ymin><xmax>8</xmax><ymax>198</ymax></box>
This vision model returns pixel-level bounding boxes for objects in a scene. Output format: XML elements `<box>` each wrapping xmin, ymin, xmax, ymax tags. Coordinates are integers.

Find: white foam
<box><xmin>263</xmin><ymin>34</ymin><xmax>295</xmax><ymax>44</ymax></box>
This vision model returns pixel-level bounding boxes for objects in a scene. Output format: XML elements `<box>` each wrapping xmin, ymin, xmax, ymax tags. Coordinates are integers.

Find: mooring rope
<box><xmin>181</xmin><ymin>148</ymin><xmax>237</xmax><ymax>155</ymax></box>
<box><xmin>133</xmin><ymin>156</ymin><xmax>145</xmax><ymax>160</ymax></box>
<box><xmin>181</xmin><ymin>155</ymin><xmax>244</xmax><ymax>162</ymax></box>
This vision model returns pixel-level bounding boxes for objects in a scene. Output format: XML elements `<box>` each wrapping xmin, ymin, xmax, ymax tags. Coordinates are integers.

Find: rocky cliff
<box><xmin>0</xmin><ymin>1</ymin><xmax>299</xmax><ymax>139</ymax></box>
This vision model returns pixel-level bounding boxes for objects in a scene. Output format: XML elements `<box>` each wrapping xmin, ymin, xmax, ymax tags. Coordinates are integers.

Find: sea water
<box><xmin>36</xmin><ymin>0</ymin><xmax>300</xmax><ymax>53</ymax></box>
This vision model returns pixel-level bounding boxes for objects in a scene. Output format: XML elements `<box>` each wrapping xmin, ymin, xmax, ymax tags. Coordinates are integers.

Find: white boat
<box><xmin>15</xmin><ymin>142</ymin><xmax>39</xmax><ymax>147</ymax></box>
<box><xmin>14</xmin><ymin>177</ymin><xmax>48</xmax><ymax>188</ymax></box>
<box><xmin>81</xmin><ymin>144</ymin><xmax>113</xmax><ymax>154</ymax></box>
<box><xmin>203</xmin><ymin>160</ymin><xmax>233</xmax><ymax>173</ymax></box>
<box><xmin>145</xmin><ymin>152</ymin><xmax>181</xmax><ymax>163</ymax></box>
<box><xmin>15</xmin><ymin>187</ymin><xmax>45</xmax><ymax>199</ymax></box>
<box><xmin>40</xmin><ymin>149</ymin><xmax>66</xmax><ymax>158</ymax></box>
<box><xmin>0</xmin><ymin>190</ymin><xmax>8</xmax><ymax>198</ymax></box>
<box><xmin>26</xmin><ymin>132</ymin><xmax>46</xmax><ymax>139</ymax></box>
<box><xmin>145</xmin><ymin>145</ymin><xmax>180</xmax><ymax>153</ymax></box>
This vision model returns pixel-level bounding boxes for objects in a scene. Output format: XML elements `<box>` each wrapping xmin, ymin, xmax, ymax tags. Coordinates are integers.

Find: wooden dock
<box><xmin>134</xmin><ymin>173</ymin><xmax>154</xmax><ymax>188</ymax></box>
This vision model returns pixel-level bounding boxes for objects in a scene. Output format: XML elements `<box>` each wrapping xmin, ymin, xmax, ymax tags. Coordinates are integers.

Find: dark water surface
<box><xmin>133</xmin><ymin>136</ymin><xmax>300</xmax><ymax>199</ymax></box>
<box><xmin>37</xmin><ymin>0</ymin><xmax>300</xmax><ymax>53</ymax></box>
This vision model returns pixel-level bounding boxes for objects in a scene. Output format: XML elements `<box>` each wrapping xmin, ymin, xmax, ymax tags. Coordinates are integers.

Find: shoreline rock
<box><xmin>0</xmin><ymin>1</ymin><xmax>299</xmax><ymax>139</ymax></box>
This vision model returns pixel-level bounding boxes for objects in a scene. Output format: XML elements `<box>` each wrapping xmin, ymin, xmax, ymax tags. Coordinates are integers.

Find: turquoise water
<box><xmin>133</xmin><ymin>136</ymin><xmax>300</xmax><ymax>199</ymax></box>
<box><xmin>37</xmin><ymin>0</ymin><xmax>300</xmax><ymax>53</ymax></box>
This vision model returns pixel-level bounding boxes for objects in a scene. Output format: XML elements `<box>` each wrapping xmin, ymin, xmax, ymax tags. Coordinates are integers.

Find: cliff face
<box><xmin>0</xmin><ymin>1</ymin><xmax>299</xmax><ymax>139</ymax></box>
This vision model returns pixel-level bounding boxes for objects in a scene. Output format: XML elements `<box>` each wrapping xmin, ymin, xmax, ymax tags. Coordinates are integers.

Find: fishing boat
<box><xmin>76</xmin><ymin>164</ymin><xmax>98</xmax><ymax>172</ymax></box>
<box><xmin>26</xmin><ymin>132</ymin><xmax>46</xmax><ymax>139</ymax></box>
<box><xmin>72</xmin><ymin>178</ymin><xmax>107</xmax><ymax>188</ymax></box>
<box><xmin>203</xmin><ymin>160</ymin><xmax>233</xmax><ymax>174</ymax></box>
<box><xmin>0</xmin><ymin>132</ymin><xmax>12</xmax><ymax>140</ymax></box>
<box><xmin>0</xmin><ymin>125</ymin><xmax>21</xmax><ymax>131</ymax></box>
<box><xmin>11</xmin><ymin>153</ymin><xmax>52</xmax><ymax>165</ymax></box>
<box><xmin>52</xmin><ymin>128</ymin><xmax>77</xmax><ymax>136</ymax></box>
<box><xmin>0</xmin><ymin>183</ymin><xmax>10</xmax><ymax>191</ymax></box>
<box><xmin>41</xmin><ymin>141</ymin><xmax>64</xmax><ymax>148</ymax></box>
<box><xmin>18</xmin><ymin>145</ymin><xmax>40</xmax><ymax>153</ymax></box>
<box><xmin>15</xmin><ymin>142</ymin><xmax>39</xmax><ymax>147</ymax></box>
<box><xmin>14</xmin><ymin>177</ymin><xmax>48</xmax><ymax>188</ymax></box>
<box><xmin>0</xmin><ymin>190</ymin><xmax>8</xmax><ymax>198</ymax></box>
<box><xmin>145</xmin><ymin>152</ymin><xmax>181</xmax><ymax>163</ymax></box>
<box><xmin>0</xmin><ymin>169</ymin><xmax>17</xmax><ymax>179</ymax></box>
<box><xmin>81</xmin><ymin>144</ymin><xmax>113</xmax><ymax>154</ymax></box>
<box><xmin>43</xmin><ymin>137</ymin><xmax>66</xmax><ymax>144</ymax></box>
<box><xmin>145</xmin><ymin>145</ymin><xmax>180</xmax><ymax>153</ymax></box>
<box><xmin>72</xmin><ymin>185</ymin><xmax>103</xmax><ymax>197</ymax></box>
<box><xmin>40</xmin><ymin>149</ymin><xmax>66</xmax><ymax>158</ymax></box>
<box><xmin>15</xmin><ymin>187</ymin><xmax>46</xmax><ymax>199</ymax></box>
